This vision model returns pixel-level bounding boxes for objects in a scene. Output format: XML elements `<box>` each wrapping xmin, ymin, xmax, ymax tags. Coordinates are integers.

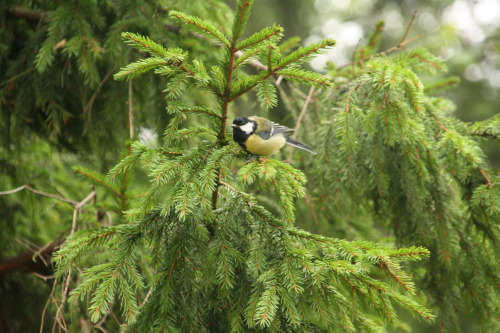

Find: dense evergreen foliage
<box><xmin>0</xmin><ymin>0</ymin><xmax>497</xmax><ymax>332</ymax></box>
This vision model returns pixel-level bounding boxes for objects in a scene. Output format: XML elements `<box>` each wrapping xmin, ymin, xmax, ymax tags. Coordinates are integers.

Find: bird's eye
<box><xmin>233</xmin><ymin>117</ymin><xmax>246</xmax><ymax>126</ymax></box>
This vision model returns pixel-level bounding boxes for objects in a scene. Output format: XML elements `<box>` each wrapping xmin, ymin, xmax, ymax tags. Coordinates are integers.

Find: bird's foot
<box><xmin>247</xmin><ymin>155</ymin><xmax>259</xmax><ymax>163</ymax></box>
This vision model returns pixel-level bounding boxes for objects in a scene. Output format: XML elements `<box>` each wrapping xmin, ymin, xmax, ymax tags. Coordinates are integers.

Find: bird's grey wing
<box><xmin>256</xmin><ymin>122</ymin><xmax>293</xmax><ymax>140</ymax></box>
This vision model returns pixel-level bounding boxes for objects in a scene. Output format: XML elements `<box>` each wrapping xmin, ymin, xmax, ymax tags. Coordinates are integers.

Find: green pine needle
<box><xmin>170</xmin><ymin>10</ymin><xmax>230</xmax><ymax>47</ymax></box>
<box><xmin>121</xmin><ymin>32</ymin><xmax>169</xmax><ymax>57</ymax></box>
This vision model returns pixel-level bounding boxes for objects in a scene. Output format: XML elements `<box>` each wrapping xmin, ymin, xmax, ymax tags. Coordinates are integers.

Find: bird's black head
<box><xmin>232</xmin><ymin>116</ymin><xmax>249</xmax><ymax>127</ymax></box>
<box><xmin>231</xmin><ymin>116</ymin><xmax>256</xmax><ymax>146</ymax></box>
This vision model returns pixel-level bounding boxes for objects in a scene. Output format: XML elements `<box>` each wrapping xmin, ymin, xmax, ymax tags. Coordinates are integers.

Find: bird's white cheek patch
<box><xmin>240</xmin><ymin>122</ymin><xmax>255</xmax><ymax>134</ymax></box>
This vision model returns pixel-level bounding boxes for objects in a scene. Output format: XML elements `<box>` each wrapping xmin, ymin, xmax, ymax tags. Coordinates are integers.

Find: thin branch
<box><xmin>76</xmin><ymin>189</ymin><xmax>97</xmax><ymax>210</ymax></box>
<box><xmin>32</xmin><ymin>237</ymin><xmax>63</xmax><ymax>264</ymax></box>
<box><xmin>344</xmin><ymin>82</ymin><xmax>362</xmax><ymax>113</ymax></box>
<box><xmin>1</xmin><ymin>184</ymin><xmax>98</xmax><ymax>331</ymax></box>
<box><xmin>180</xmin><ymin>107</ymin><xmax>223</xmax><ymax>120</ymax></box>
<box><xmin>470</xmin><ymin>131</ymin><xmax>499</xmax><ymax>140</ymax></box>
<box><xmin>234</xmin><ymin>50</ymin><xmax>268</xmax><ymax>71</ymax></box>
<box><xmin>287</xmin><ymin>86</ymin><xmax>315</xmax><ymax>160</ymax></box>
<box><xmin>71</xmin><ymin>207</ymin><xmax>79</xmax><ymax>236</ymax></box>
<box><xmin>84</xmin><ymin>69</ymin><xmax>114</xmax><ymax>117</ymax></box>
<box><xmin>351</xmin><ymin>38</ymin><xmax>363</xmax><ymax>65</ymax></box>
<box><xmin>54</xmin><ymin>267</ymin><xmax>72</xmax><ymax>332</ymax></box>
<box><xmin>219</xmin><ymin>180</ymin><xmax>238</xmax><ymax>193</ymax></box>
<box><xmin>8</xmin><ymin>67</ymin><xmax>36</xmax><ymax>83</ymax></box>
<box><xmin>7</xmin><ymin>6</ymin><xmax>47</xmax><ymax>22</ymax></box>
<box><xmin>275</xmin><ymin>75</ymin><xmax>284</xmax><ymax>86</ymax></box>
<box><xmin>478</xmin><ymin>166</ymin><xmax>493</xmax><ymax>188</ymax></box>
<box><xmin>380</xmin><ymin>35</ymin><xmax>424</xmax><ymax>58</ymax></box>
<box><xmin>80</xmin><ymin>317</ymin><xmax>93</xmax><ymax>333</ymax></box>
<box><xmin>53</xmin><ymin>187</ymin><xmax>97</xmax><ymax>332</ymax></box>
<box><xmin>140</xmin><ymin>287</ymin><xmax>154</xmax><ymax>308</ymax></box>
<box><xmin>338</xmin><ymin>11</ymin><xmax>423</xmax><ymax>70</ymax></box>
<box><xmin>74</xmin><ymin>167</ymin><xmax>124</xmax><ymax>198</ymax></box>
<box><xmin>128</xmin><ymin>80</ymin><xmax>135</xmax><ymax>140</ymax></box>
<box><xmin>399</xmin><ymin>10</ymin><xmax>419</xmax><ymax>46</ymax></box>
<box><xmin>304</xmin><ymin>193</ymin><xmax>319</xmax><ymax>225</ymax></box>
<box><xmin>380</xmin><ymin>262</ymin><xmax>412</xmax><ymax>292</ymax></box>
<box><xmin>172</xmin><ymin>22</ymin><xmax>268</xmax><ymax>72</ymax></box>
<box><xmin>0</xmin><ymin>238</ymin><xmax>62</xmax><ymax>274</ymax></box>
<box><xmin>0</xmin><ymin>185</ymin><xmax>78</xmax><ymax>205</ymax></box>
<box><xmin>40</xmin><ymin>280</ymin><xmax>59</xmax><ymax>333</ymax></box>
<box><xmin>32</xmin><ymin>272</ymin><xmax>54</xmax><ymax>281</ymax></box>
<box><xmin>178</xmin><ymin>64</ymin><xmax>223</xmax><ymax>98</ymax></box>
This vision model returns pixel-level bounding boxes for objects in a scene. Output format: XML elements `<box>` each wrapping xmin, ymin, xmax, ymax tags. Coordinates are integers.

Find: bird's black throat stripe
<box><xmin>232</xmin><ymin>124</ymin><xmax>253</xmax><ymax>149</ymax></box>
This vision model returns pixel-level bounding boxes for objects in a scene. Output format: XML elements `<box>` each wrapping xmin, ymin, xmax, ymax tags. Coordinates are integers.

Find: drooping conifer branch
<box><xmin>425</xmin><ymin>107</ymin><xmax>494</xmax><ymax>187</ymax></box>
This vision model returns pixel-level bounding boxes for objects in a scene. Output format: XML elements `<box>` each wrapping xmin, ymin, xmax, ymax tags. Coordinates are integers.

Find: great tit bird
<box><xmin>231</xmin><ymin>116</ymin><xmax>316</xmax><ymax>156</ymax></box>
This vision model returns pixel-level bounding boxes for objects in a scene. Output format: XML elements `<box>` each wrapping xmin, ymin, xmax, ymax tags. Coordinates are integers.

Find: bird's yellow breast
<box><xmin>244</xmin><ymin>134</ymin><xmax>286</xmax><ymax>156</ymax></box>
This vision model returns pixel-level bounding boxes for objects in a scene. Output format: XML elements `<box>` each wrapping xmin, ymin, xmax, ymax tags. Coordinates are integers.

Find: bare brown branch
<box><xmin>0</xmin><ymin>238</ymin><xmax>62</xmax><ymax>275</ymax></box>
<box><xmin>7</xmin><ymin>6</ymin><xmax>47</xmax><ymax>22</ymax></box>
<box><xmin>0</xmin><ymin>185</ymin><xmax>78</xmax><ymax>205</ymax></box>
<box><xmin>128</xmin><ymin>80</ymin><xmax>135</xmax><ymax>140</ymax></box>
<box><xmin>287</xmin><ymin>86</ymin><xmax>316</xmax><ymax>160</ymax></box>
<box><xmin>339</xmin><ymin>11</ymin><xmax>423</xmax><ymax>70</ymax></box>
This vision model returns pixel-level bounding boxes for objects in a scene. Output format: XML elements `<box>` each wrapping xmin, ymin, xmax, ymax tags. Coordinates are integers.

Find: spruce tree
<box><xmin>52</xmin><ymin>1</ymin><xmax>438</xmax><ymax>332</ymax></box>
<box><xmin>1</xmin><ymin>1</ymin><xmax>497</xmax><ymax>332</ymax></box>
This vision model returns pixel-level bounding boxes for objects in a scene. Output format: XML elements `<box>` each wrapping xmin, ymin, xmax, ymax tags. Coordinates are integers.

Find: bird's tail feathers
<box><xmin>286</xmin><ymin>138</ymin><xmax>317</xmax><ymax>155</ymax></box>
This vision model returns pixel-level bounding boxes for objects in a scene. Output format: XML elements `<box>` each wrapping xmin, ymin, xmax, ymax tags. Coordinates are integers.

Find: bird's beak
<box><xmin>231</xmin><ymin>124</ymin><xmax>237</xmax><ymax>128</ymax></box>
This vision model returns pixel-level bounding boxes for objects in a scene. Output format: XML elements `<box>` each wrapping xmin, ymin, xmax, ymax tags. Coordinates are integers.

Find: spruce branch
<box><xmin>74</xmin><ymin>167</ymin><xmax>123</xmax><ymax>199</ymax></box>
<box><xmin>34</xmin><ymin>5</ymin><xmax>73</xmax><ymax>73</ymax></box>
<box><xmin>277</xmin><ymin>68</ymin><xmax>332</xmax><ymax>87</ymax></box>
<box><xmin>409</xmin><ymin>53</ymin><xmax>446</xmax><ymax>72</ymax></box>
<box><xmin>233</xmin><ymin>49</ymin><xmax>264</xmax><ymax>69</ymax></box>
<box><xmin>175</xmin><ymin>106</ymin><xmax>222</xmax><ymax>120</ymax></box>
<box><xmin>121</xmin><ymin>32</ymin><xmax>169</xmax><ymax>57</ymax></box>
<box><xmin>468</xmin><ymin>115</ymin><xmax>500</xmax><ymax>140</ymax></box>
<box><xmin>276</xmin><ymin>39</ymin><xmax>336</xmax><ymax>69</ymax></box>
<box><xmin>477</xmin><ymin>167</ymin><xmax>494</xmax><ymax>188</ymax></box>
<box><xmin>220</xmin><ymin>181</ymin><xmax>430</xmax><ymax>264</ymax></box>
<box><xmin>232</xmin><ymin>0</ymin><xmax>254</xmax><ymax>45</ymax></box>
<box><xmin>114</xmin><ymin>57</ymin><xmax>177</xmax><ymax>81</ymax></box>
<box><xmin>256</xmin><ymin>79</ymin><xmax>278</xmax><ymax>110</ymax></box>
<box><xmin>170</xmin><ymin>10</ymin><xmax>230</xmax><ymax>47</ymax></box>
<box><xmin>426</xmin><ymin>109</ymin><xmax>494</xmax><ymax>187</ymax></box>
<box><xmin>266</xmin><ymin>45</ymin><xmax>276</xmax><ymax>72</ymax></box>
<box><xmin>236</xmin><ymin>25</ymin><xmax>284</xmax><ymax>51</ymax></box>
<box><xmin>365</xmin><ymin>21</ymin><xmax>385</xmax><ymax>55</ymax></box>
<box><xmin>106</xmin><ymin>142</ymin><xmax>150</xmax><ymax>181</ymax></box>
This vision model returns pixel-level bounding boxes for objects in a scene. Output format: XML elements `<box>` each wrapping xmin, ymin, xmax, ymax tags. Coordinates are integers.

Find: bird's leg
<box><xmin>247</xmin><ymin>155</ymin><xmax>259</xmax><ymax>163</ymax></box>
